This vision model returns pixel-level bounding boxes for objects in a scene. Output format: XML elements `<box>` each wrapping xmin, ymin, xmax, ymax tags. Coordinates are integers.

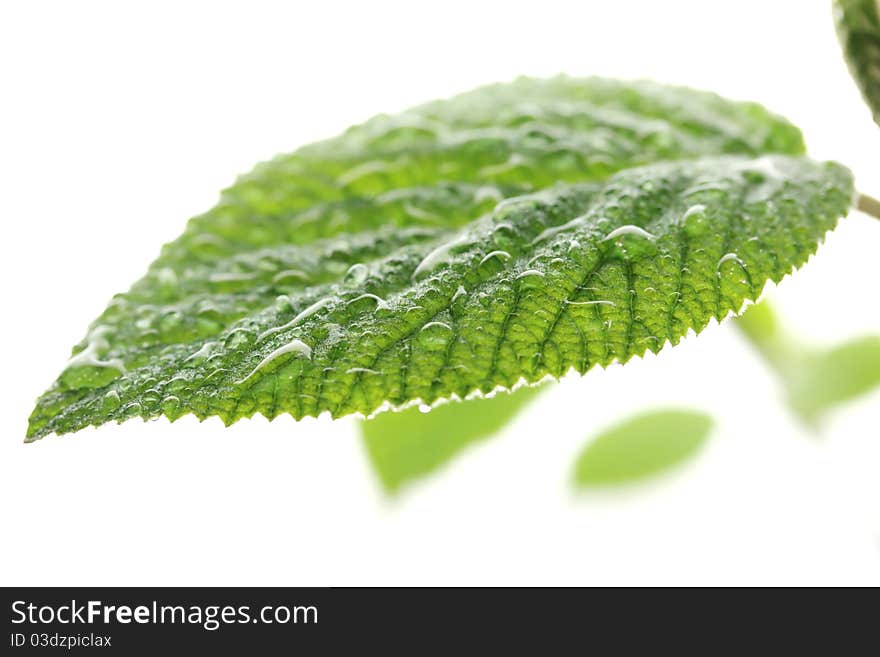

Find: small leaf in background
<box><xmin>736</xmin><ymin>302</ymin><xmax>880</xmax><ymax>426</ymax></box>
<box><xmin>834</xmin><ymin>0</ymin><xmax>880</xmax><ymax>125</ymax></box>
<box><xmin>572</xmin><ymin>410</ymin><xmax>713</xmax><ymax>488</ymax></box>
<box><xmin>734</xmin><ymin>301</ymin><xmax>794</xmax><ymax>370</ymax></box>
<box><xmin>361</xmin><ymin>384</ymin><xmax>544</xmax><ymax>495</ymax></box>
<box><xmin>789</xmin><ymin>337</ymin><xmax>880</xmax><ymax>423</ymax></box>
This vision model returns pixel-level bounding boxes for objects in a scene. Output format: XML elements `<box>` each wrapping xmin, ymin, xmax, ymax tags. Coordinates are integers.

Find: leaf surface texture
<box><xmin>27</xmin><ymin>77</ymin><xmax>853</xmax><ymax>440</ymax></box>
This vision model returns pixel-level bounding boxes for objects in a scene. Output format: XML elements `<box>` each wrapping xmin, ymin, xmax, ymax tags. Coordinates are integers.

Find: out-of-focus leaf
<box><xmin>737</xmin><ymin>302</ymin><xmax>880</xmax><ymax>425</ymax></box>
<box><xmin>834</xmin><ymin>0</ymin><xmax>880</xmax><ymax>125</ymax></box>
<box><xmin>572</xmin><ymin>409</ymin><xmax>712</xmax><ymax>487</ymax></box>
<box><xmin>361</xmin><ymin>384</ymin><xmax>544</xmax><ymax>494</ymax></box>
<box><xmin>789</xmin><ymin>336</ymin><xmax>880</xmax><ymax>422</ymax></box>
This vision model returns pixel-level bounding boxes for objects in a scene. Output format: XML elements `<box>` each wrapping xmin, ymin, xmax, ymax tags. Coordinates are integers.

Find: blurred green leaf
<box><xmin>789</xmin><ymin>336</ymin><xmax>880</xmax><ymax>423</ymax></box>
<box><xmin>572</xmin><ymin>409</ymin><xmax>713</xmax><ymax>488</ymax></box>
<box><xmin>834</xmin><ymin>0</ymin><xmax>880</xmax><ymax>126</ymax></box>
<box><xmin>360</xmin><ymin>385</ymin><xmax>544</xmax><ymax>495</ymax></box>
<box><xmin>737</xmin><ymin>302</ymin><xmax>880</xmax><ymax>425</ymax></box>
<box><xmin>736</xmin><ymin>302</ymin><xmax>787</xmax><ymax>364</ymax></box>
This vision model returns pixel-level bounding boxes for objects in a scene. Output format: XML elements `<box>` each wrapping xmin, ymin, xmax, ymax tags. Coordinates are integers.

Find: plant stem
<box><xmin>857</xmin><ymin>192</ymin><xmax>880</xmax><ymax>220</ymax></box>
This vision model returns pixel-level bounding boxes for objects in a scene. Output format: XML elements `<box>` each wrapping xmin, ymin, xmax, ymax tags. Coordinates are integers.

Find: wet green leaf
<box><xmin>361</xmin><ymin>384</ymin><xmax>544</xmax><ymax>494</ymax></box>
<box><xmin>834</xmin><ymin>0</ymin><xmax>880</xmax><ymax>125</ymax></box>
<box><xmin>572</xmin><ymin>409</ymin><xmax>713</xmax><ymax>487</ymax></box>
<box><xmin>27</xmin><ymin>77</ymin><xmax>853</xmax><ymax>440</ymax></box>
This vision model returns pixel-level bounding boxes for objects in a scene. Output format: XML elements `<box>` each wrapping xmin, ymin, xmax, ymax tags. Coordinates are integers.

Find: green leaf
<box><xmin>834</xmin><ymin>0</ymin><xmax>880</xmax><ymax>125</ymax></box>
<box><xmin>572</xmin><ymin>409</ymin><xmax>713</xmax><ymax>487</ymax></box>
<box><xmin>791</xmin><ymin>337</ymin><xmax>880</xmax><ymax>420</ymax></box>
<box><xmin>26</xmin><ymin>77</ymin><xmax>854</xmax><ymax>440</ymax></box>
<box><xmin>737</xmin><ymin>302</ymin><xmax>880</xmax><ymax>424</ymax></box>
<box><xmin>735</xmin><ymin>301</ymin><xmax>793</xmax><ymax>370</ymax></box>
<box><xmin>360</xmin><ymin>384</ymin><xmax>544</xmax><ymax>495</ymax></box>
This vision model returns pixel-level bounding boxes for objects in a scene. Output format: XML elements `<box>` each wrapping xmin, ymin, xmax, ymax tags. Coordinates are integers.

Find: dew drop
<box><xmin>479</xmin><ymin>250</ymin><xmax>512</xmax><ymax>266</ymax></box>
<box><xmin>564</xmin><ymin>299</ymin><xmax>616</xmax><ymax>307</ymax></box>
<box><xmin>682</xmin><ymin>182</ymin><xmax>726</xmax><ymax>198</ymax></box>
<box><xmin>237</xmin><ymin>339</ymin><xmax>312</xmax><ymax>385</ymax></box>
<box><xmin>682</xmin><ymin>204</ymin><xmax>710</xmax><ymax>237</ymax></box>
<box><xmin>412</xmin><ymin>234</ymin><xmax>472</xmax><ymax>279</ymax></box>
<box><xmin>531</xmin><ymin>216</ymin><xmax>586</xmax><ymax>245</ymax></box>
<box><xmin>491</xmin><ymin>223</ymin><xmax>518</xmax><ymax>251</ymax></box>
<box><xmin>449</xmin><ymin>286</ymin><xmax>468</xmax><ymax>317</ymax></box>
<box><xmin>101</xmin><ymin>389</ymin><xmax>121</xmax><ymax>412</ymax></box>
<box><xmin>272</xmin><ymin>269</ymin><xmax>312</xmax><ymax>286</ymax></box>
<box><xmin>259</xmin><ymin>297</ymin><xmax>333</xmax><ymax>341</ymax></box>
<box><xmin>418</xmin><ymin>321</ymin><xmax>453</xmax><ymax>351</ymax></box>
<box><xmin>602</xmin><ymin>225</ymin><xmax>656</xmax><ymax>242</ymax></box>
<box><xmin>515</xmin><ymin>268</ymin><xmax>546</xmax><ymax>291</ymax></box>
<box><xmin>347</xmin><ymin>293</ymin><xmax>390</xmax><ymax>310</ymax></box>
<box><xmin>717</xmin><ymin>252</ymin><xmax>748</xmax><ymax>278</ymax></box>
<box><xmin>161</xmin><ymin>395</ymin><xmax>180</xmax><ymax>414</ymax></box>
<box><xmin>122</xmin><ymin>401</ymin><xmax>143</xmax><ymax>417</ymax></box>
<box><xmin>184</xmin><ymin>341</ymin><xmax>219</xmax><ymax>364</ymax></box>
<box><xmin>166</xmin><ymin>374</ymin><xmax>192</xmax><ymax>395</ymax></box>
<box><xmin>343</xmin><ymin>263</ymin><xmax>369</xmax><ymax>286</ymax></box>
<box><xmin>601</xmin><ymin>225</ymin><xmax>657</xmax><ymax>259</ymax></box>
<box><xmin>224</xmin><ymin>328</ymin><xmax>255</xmax><ymax>350</ymax></box>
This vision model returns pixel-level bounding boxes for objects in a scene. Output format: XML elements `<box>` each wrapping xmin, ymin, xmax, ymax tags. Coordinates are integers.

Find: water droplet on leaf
<box><xmin>344</xmin><ymin>263</ymin><xmax>369</xmax><ymax>286</ymax></box>
<box><xmin>418</xmin><ymin>321</ymin><xmax>453</xmax><ymax>351</ymax></box>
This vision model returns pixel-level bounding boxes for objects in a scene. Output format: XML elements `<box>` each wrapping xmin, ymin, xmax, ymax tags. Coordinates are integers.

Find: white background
<box><xmin>1</xmin><ymin>0</ymin><xmax>879</xmax><ymax>585</ymax></box>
